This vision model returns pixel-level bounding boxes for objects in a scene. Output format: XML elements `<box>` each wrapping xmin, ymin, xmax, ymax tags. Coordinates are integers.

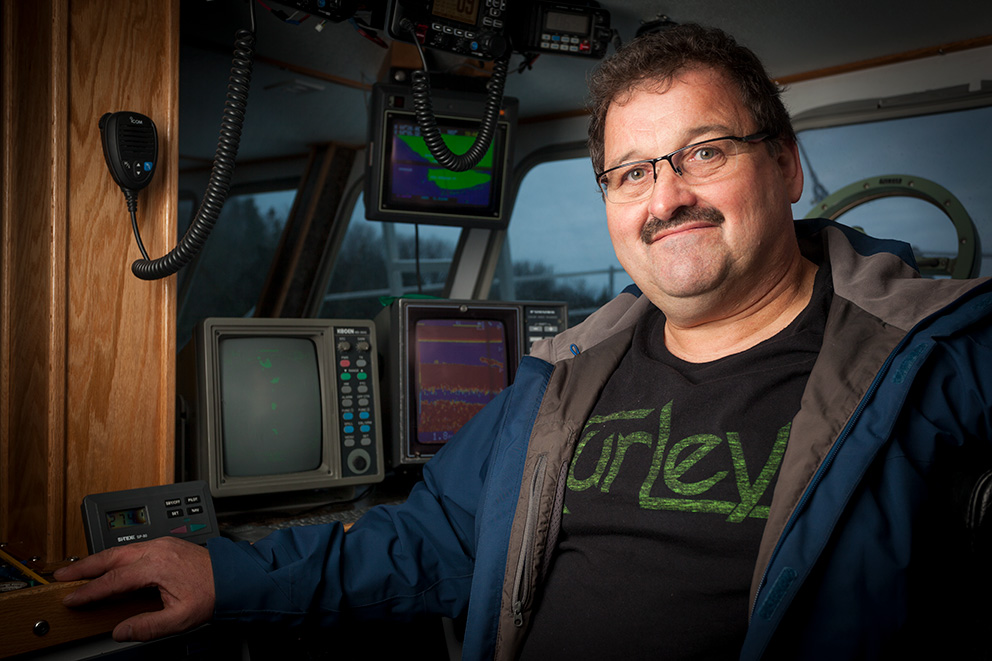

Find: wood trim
<box><xmin>63</xmin><ymin>0</ymin><xmax>179</xmax><ymax>560</ymax></box>
<box><xmin>50</xmin><ymin>0</ymin><xmax>70</xmax><ymax>567</ymax></box>
<box><xmin>775</xmin><ymin>35</ymin><xmax>992</xmax><ymax>85</ymax></box>
<box><xmin>256</xmin><ymin>53</ymin><xmax>374</xmax><ymax>92</ymax></box>
<box><xmin>517</xmin><ymin>36</ymin><xmax>992</xmax><ymax>126</ymax></box>
<box><xmin>1</xmin><ymin>0</ymin><xmax>179</xmax><ymax>566</ymax></box>
<box><xmin>178</xmin><ymin>151</ymin><xmax>314</xmax><ymax>174</ymax></box>
<box><xmin>0</xmin><ymin>580</ymin><xmax>161</xmax><ymax>658</ymax></box>
<box><xmin>1</xmin><ymin>1</ymin><xmax>6</xmax><ymax>556</ymax></box>
<box><xmin>0</xmin><ymin>0</ymin><xmax>69</xmax><ymax>565</ymax></box>
<box><xmin>519</xmin><ymin>107</ymin><xmax>589</xmax><ymax>125</ymax></box>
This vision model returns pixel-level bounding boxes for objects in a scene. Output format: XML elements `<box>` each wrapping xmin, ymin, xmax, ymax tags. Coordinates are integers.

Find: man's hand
<box><xmin>54</xmin><ymin>537</ymin><xmax>215</xmax><ymax>642</ymax></box>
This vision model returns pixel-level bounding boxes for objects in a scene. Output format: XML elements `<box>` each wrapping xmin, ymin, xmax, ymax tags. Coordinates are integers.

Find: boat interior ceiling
<box><xmin>178</xmin><ymin>0</ymin><xmax>992</xmax><ymax>167</ymax></box>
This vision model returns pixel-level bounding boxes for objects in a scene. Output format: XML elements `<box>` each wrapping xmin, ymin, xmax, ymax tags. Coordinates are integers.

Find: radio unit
<box><xmin>387</xmin><ymin>0</ymin><xmax>509</xmax><ymax>60</ymax></box>
<box><xmin>509</xmin><ymin>2</ymin><xmax>611</xmax><ymax>59</ymax></box>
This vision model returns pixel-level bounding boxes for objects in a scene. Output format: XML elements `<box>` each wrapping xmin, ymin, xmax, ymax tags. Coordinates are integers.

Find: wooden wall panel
<box><xmin>1</xmin><ymin>0</ymin><xmax>178</xmax><ymax>565</ymax></box>
<box><xmin>63</xmin><ymin>0</ymin><xmax>179</xmax><ymax>560</ymax></box>
<box><xmin>1</xmin><ymin>0</ymin><xmax>69</xmax><ymax>566</ymax></box>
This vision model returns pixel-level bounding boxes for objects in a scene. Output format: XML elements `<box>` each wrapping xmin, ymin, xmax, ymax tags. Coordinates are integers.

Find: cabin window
<box><xmin>493</xmin><ymin>156</ymin><xmax>632</xmax><ymax>325</ymax></box>
<box><xmin>317</xmin><ymin>192</ymin><xmax>461</xmax><ymax>321</ymax></box>
<box><xmin>177</xmin><ymin>188</ymin><xmax>296</xmax><ymax>347</ymax></box>
<box><xmin>794</xmin><ymin>104</ymin><xmax>992</xmax><ymax>277</ymax></box>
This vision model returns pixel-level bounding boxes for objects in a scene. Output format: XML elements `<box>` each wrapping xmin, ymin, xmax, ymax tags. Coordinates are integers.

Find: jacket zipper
<box><xmin>750</xmin><ymin>333</ymin><xmax>918</xmax><ymax>620</ymax></box>
<box><xmin>751</xmin><ymin>282</ymin><xmax>992</xmax><ymax>621</ymax></box>
<box><xmin>512</xmin><ymin>453</ymin><xmax>548</xmax><ymax>628</ymax></box>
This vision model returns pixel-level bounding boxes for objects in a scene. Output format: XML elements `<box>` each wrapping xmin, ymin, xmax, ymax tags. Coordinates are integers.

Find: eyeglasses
<box><xmin>596</xmin><ymin>132</ymin><xmax>772</xmax><ymax>204</ymax></box>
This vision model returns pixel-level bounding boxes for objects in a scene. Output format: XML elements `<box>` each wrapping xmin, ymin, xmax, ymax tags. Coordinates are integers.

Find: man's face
<box><xmin>602</xmin><ymin>67</ymin><xmax>804</xmax><ymax>320</ymax></box>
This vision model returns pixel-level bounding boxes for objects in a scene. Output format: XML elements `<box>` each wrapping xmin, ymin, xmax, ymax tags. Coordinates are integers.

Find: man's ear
<box><xmin>778</xmin><ymin>139</ymin><xmax>804</xmax><ymax>204</ymax></box>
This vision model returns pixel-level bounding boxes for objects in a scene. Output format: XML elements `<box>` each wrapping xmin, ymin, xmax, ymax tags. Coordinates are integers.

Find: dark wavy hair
<box><xmin>587</xmin><ymin>24</ymin><xmax>795</xmax><ymax>173</ymax></box>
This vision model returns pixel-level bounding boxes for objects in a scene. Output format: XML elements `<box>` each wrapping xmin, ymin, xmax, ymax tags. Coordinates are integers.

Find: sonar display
<box><xmin>414</xmin><ymin>319</ymin><xmax>509</xmax><ymax>444</ymax></box>
<box><xmin>388</xmin><ymin>116</ymin><xmax>496</xmax><ymax>208</ymax></box>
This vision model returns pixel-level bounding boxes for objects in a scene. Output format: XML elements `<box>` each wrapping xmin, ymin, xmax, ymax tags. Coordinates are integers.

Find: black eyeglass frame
<box><xmin>595</xmin><ymin>132</ymin><xmax>773</xmax><ymax>201</ymax></box>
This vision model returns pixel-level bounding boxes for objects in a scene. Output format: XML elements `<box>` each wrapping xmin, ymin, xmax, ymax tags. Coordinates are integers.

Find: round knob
<box><xmin>475</xmin><ymin>32</ymin><xmax>508</xmax><ymax>58</ymax></box>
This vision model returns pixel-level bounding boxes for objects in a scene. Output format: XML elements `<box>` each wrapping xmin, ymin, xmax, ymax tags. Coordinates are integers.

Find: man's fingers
<box><xmin>57</xmin><ymin>547</ymin><xmax>153</xmax><ymax>606</ymax></box>
<box><xmin>59</xmin><ymin>547</ymin><xmax>158</xmax><ymax>606</ymax></box>
<box><xmin>113</xmin><ymin>609</ymin><xmax>189</xmax><ymax>642</ymax></box>
<box><xmin>54</xmin><ymin>546</ymin><xmax>128</xmax><ymax>582</ymax></box>
<box><xmin>56</xmin><ymin>537</ymin><xmax>215</xmax><ymax>641</ymax></box>
<box><xmin>61</xmin><ymin>566</ymin><xmax>149</xmax><ymax>606</ymax></box>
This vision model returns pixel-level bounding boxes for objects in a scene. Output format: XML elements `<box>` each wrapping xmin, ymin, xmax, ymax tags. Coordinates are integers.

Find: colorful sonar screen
<box><xmin>414</xmin><ymin>319</ymin><xmax>509</xmax><ymax>444</ymax></box>
<box><xmin>385</xmin><ymin>113</ymin><xmax>501</xmax><ymax>215</ymax></box>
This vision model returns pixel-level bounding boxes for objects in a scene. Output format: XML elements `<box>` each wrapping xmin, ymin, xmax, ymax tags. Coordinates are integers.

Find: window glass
<box><xmin>496</xmin><ymin>157</ymin><xmax>631</xmax><ymax>325</ymax></box>
<box><xmin>317</xmin><ymin>193</ymin><xmax>461</xmax><ymax>321</ymax></box>
<box><xmin>177</xmin><ymin>189</ymin><xmax>295</xmax><ymax>347</ymax></box>
<box><xmin>794</xmin><ymin>105</ymin><xmax>992</xmax><ymax>277</ymax></box>
<box><xmin>177</xmin><ymin>195</ymin><xmax>195</xmax><ymax>237</ymax></box>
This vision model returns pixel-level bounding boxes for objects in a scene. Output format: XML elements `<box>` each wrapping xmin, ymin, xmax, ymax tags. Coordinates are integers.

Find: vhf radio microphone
<box><xmin>99</xmin><ymin>111</ymin><xmax>159</xmax><ymax>270</ymax></box>
<box><xmin>99</xmin><ymin>111</ymin><xmax>158</xmax><ymax>194</ymax></box>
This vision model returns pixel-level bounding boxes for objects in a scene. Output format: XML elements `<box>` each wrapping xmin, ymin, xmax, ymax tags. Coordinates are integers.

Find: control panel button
<box><xmin>82</xmin><ymin>481</ymin><xmax>218</xmax><ymax>553</ymax></box>
<box><xmin>333</xmin><ymin>324</ymin><xmax>380</xmax><ymax>481</ymax></box>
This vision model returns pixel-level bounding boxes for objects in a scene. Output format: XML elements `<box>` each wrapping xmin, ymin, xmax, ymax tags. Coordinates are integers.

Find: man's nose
<box><xmin>646</xmin><ymin>161</ymin><xmax>697</xmax><ymax>221</ymax></box>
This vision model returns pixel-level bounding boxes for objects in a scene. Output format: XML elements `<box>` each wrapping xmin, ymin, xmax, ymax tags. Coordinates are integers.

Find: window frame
<box><xmin>790</xmin><ymin>84</ymin><xmax>992</xmax><ymax>277</ymax></box>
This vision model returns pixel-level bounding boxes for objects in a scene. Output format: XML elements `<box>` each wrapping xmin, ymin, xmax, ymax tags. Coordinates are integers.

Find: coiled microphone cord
<box><xmin>131</xmin><ymin>24</ymin><xmax>255</xmax><ymax>280</ymax></box>
<box><xmin>404</xmin><ymin>19</ymin><xmax>510</xmax><ymax>173</ymax></box>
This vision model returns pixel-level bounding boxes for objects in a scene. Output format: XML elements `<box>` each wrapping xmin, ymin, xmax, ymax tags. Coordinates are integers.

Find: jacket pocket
<box><xmin>511</xmin><ymin>453</ymin><xmax>548</xmax><ymax>628</ymax></box>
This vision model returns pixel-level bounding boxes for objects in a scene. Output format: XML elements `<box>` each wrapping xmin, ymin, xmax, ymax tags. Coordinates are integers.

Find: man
<box><xmin>57</xmin><ymin>24</ymin><xmax>992</xmax><ymax>659</ymax></box>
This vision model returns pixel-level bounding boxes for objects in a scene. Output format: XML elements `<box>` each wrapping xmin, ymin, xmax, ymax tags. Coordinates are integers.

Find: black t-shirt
<box><xmin>519</xmin><ymin>266</ymin><xmax>832</xmax><ymax>659</ymax></box>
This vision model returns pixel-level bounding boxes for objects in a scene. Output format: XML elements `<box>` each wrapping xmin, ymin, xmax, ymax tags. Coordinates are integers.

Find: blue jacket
<box><xmin>209</xmin><ymin>220</ymin><xmax>992</xmax><ymax>659</ymax></box>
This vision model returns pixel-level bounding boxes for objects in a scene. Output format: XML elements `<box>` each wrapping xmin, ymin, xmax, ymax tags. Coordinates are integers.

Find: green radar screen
<box><xmin>390</xmin><ymin>121</ymin><xmax>496</xmax><ymax>206</ymax></box>
<box><xmin>218</xmin><ymin>336</ymin><xmax>322</xmax><ymax>476</ymax></box>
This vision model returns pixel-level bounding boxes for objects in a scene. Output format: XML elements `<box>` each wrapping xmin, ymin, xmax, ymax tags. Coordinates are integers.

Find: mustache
<box><xmin>640</xmin><ymin>206</ymin><xmax>725</xmax><ymax>244</ymax></box>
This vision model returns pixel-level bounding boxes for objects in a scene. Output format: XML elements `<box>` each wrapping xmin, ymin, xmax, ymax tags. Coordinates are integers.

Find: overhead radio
<box><xmin>386</xmin><ymin>0</ymin><xmax>509</xmax><ymax>60</ymax></box>
<box><xmin>508</xmin><ymin>1</ymin><xmax>611</xmax><ymax>59</ymax></box>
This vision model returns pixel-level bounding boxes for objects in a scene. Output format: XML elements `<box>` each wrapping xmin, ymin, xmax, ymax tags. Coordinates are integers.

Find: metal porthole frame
<box><xmin>804</xmin><ymin>174</ymin><xmax>981</xmax><ymax>279</ymax></box>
